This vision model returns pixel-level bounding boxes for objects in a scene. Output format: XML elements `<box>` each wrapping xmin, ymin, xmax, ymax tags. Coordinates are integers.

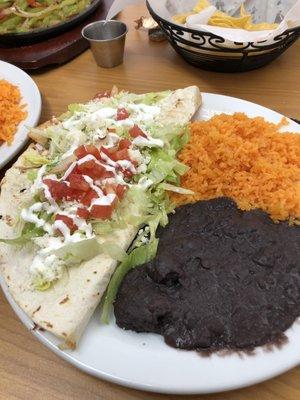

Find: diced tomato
<box><xmin>81</xmin><ymin>189</ymin><xmax>98</xmax><ymax>206</ymax></box>
<box><xmin>116</xmin><ymin>108</ymin><xmax>129</xmax><ymax>121</ymax></box>
<box><xmin>100</xmin><ymin>146</ymin><xmax>117</xmax><ymax>161</ymax></box>
<box><xmin>103</xmin><ymin>184</ymin><xmax>115</xmax><ymax>195</ymax></box>
<box><xmin>70</xmin><ymin>165</ymin><xmax>80</xmax><ymax>175</ymax></box>
<box><xmin>0</xmin><ymin>10</ymin><xmax>6</xmax><ymax>20</ymax></box>
<box><xmin>118</xmin><ymin>139</ymin><xmax>131</xmax><ymax>150</ymax></box>
<box><xmin>100</xmin><ymin>146</ymin><xmax>112</xmax><ymax>157</ymax></box>
<box><xmin>101</xmin><ymin>169</ymin><xmax>115</xmax><ymax>179</ymax></box>
<box><xmin>77</xmin><ymin>207</ymin><xmax>90</xmax><ymax>220</ymax></box>
<box><xmin>121</xmin><ymin>169</ymin><xmax>133</xmax><ymax>179</ymax></box>
<box><xmin>114</xmin><ymin>149</ymin><xmax>130</xmax><ymax>161</ymax></box>
<box><xmin>100</xmin><ymin>146</ymin><xmax>116</xmax><ymax>159</ymax></box>
<box><xmin>101</xmin><ymin>145</ymin><xmax>131</xmax><ymax>162</ymax></box>
<box><xmin>85</xmin><ymin>145</ymin><xmax>100</xmax><ymax>157</ymax></box>
<box><xmin>66</xmin><ymin>189</ymin><xmax>85</xmax><ymax>202</ymax></box>
<box><xmin>93</xmin><ymin>90</ymin><xmax>111</xmax><ymax>100</ymax></box>
<box><xmin>129</xmin><ymin>124</ymin><xmax>147</xmax><ymax>138</ymax></box>
<box><xmin>101</xmin><ymin>147</ymin><xmax>130</xmax><ymax>162</ymax></box>
<box><xmin>74</xmin><ymin>145</ymin><xmax>100</xmax><ymax>160</ymax></box>
<box><xmin>68</xmin><ymin>174</ymin><xmax>90</xmax><ymax>192</ymax></box>
<box><xmin>26</xmin><ymin>0</ymin><xmax>42</xmax><ymax>7</ymax></box>
<box><xmin>43</xmin><ymin>179</ymin><xmax>69</xmax><ymax>201</ymax></box>
<box><xmin>90</xmin><ymin>205</ymin><xmax>113</xmax><ymax>220</ymax></box>
<box><xmin>43</xmin><ymin>179</ymin><xmax>84</xmax><ymax>202</ymax></box>
<box><xmin>74</xmin><ymin>146</ymin><xmax>85</xmax><ymax>159</ymax></box>
<box><xmin>100</xmin><ymin>146</ymin><xmax>121</xmax><ymax>163</ymax></box>
<box><xmin>77</xmin><ymin>160</ymin><xmax>96</xmax><ymax>170</ymax></box>
<box><xmin>55</xmin><ymin>215</ymin><xmax>78</xmax><ymax>234</ymax></box>
<box><xmin>77</xmin><ymin>160</ymin><xmax>114</xmax><ymax>180</ymax></box>
<box><xmin>115</xmin><ymin>184</ymin><xmax>127</xmax><ymax>199</ymax></box>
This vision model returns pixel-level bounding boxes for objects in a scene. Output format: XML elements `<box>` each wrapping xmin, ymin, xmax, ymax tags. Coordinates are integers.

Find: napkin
<box><xmin>106</xmin><ymin>0</ymin><xmax>142</xmax><ymax>20</ymax></box>
<box><xmin>107</xmin><ymin>0</ymin><xmax>300</xmax><ymax>44</ymax></box>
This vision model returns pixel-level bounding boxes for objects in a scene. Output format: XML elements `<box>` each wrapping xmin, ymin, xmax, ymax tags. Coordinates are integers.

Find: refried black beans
<box><xmin>114</xmin><ymin>198</ymin><xmax>300</xmax><ymax>352</ymax></box>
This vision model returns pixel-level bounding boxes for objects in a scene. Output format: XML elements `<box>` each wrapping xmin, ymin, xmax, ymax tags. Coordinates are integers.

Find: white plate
<box><xmin>1</xmin><ymin>93</ymin><xmax>299</xmax><ymax>395</ymax></box>
<box><xmin>0</xmin><ymin>60</ymin><xmax>41</xmax><ymax>169</ymax></box>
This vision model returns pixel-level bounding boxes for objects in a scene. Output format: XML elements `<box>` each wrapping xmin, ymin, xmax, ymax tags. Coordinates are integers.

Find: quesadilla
<box><xmin>0</xmin><ymin>86</ymin><xmax>201</xmax><ymax>348</ymax></box>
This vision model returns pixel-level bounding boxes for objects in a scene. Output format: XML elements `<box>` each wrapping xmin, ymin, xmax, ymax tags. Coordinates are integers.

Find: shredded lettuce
<box><xmin>170</xmin><ymin>128</ymin><xmax>190</xmax><ymax>152</ymax></box>
<box><xmin>27</xmin><ymin>169</ymin><xmax>38</xmax><ymax>182</ymax></box>
<box><xmin>92</xmin><ymin>220</ymin><xmax>116</xmax><ymax>236</ymax></box>
<box><xmin>146</xmin><ymin>148</ymin><xmax>188</xmax><ymax>185</ymax></box>
<box><xmin>92</xmin><ymin>187</ymin><xmax>151</xmax><ymax>234</ymax></box>
<box><xmin>135</xmin><ymin>90</ymin><xmax>171</xmax><ymax>105</ymax></box>
<box><xmin>58</xmin><ymin>103</ymin><xmax>86</xmax><ymax>121</ymax></box>
<box><xmin>147</xmin><ymin>124</ymin><xmax>189</xmax><ymax>154</ymax></box>
<box><xmin>102</xmin><ymin>242</ymin><xmax>127</xmax><ymax>262</ymax></box>
<box><xmin>23</xmin><ymin>149</ymin><xmax>49</xmax><ymax>167</ymax></box>
<box><xmin>115</xmin><ymin>125</ymin><xmax>130</xmax><ymax>138</ymax></box>
<box><xmin>160</xmin><ymin>182</ymin><xmax>194</xmax><ymax>195</ymax></box>
<box><xmin>148</xmin><ymin>186</ymin><xmax>173</xmax><ymax>225</ymax></box>
<box><xmin>33</xmin><ymin>124</ymin><xmax>86</xmax><ymax>158</ymax></box>
<box><xmin>119</xmin><ymin>187</ymin><xmax>151</xmax><ymax>219</ymax></box>
<box><xmin>101</xmin><ymin>238</ymin><xmax>159</xmax><ymax>324</ymax></box>
<box><xmin>112</xmin><ymin>90</ymin><xmax>170</xmax><ymax>107</ymax></box>
<box><xmin>54</xmin><ymin>237</ymin><xmax>102</xmax><ymax>265</ymax></box>
<box><xmin>33</xmin><ymin>278</ymin><xmax>51</xmax><ymax>292</ymax></box>
<box><xmin>0</xmin><ymin>223</ymin><xmax>44</xmax><ymax>245</ymax></box>
<box><xmin>67</xmin><ymin>103</ymin><xmax>86</xmax><ymax>114</ymax></box>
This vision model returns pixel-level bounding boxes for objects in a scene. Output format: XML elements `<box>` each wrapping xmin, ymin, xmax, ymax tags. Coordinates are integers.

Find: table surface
<box><xmin>1</xmin><ymin>4</ymin><xmax>300</xmax><ymax>400</ymax></box>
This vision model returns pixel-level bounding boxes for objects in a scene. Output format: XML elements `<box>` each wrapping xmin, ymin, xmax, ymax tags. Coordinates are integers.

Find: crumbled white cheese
<box><xmin>30</xmin><ymin>253</ymin><xmax>65</xmax><ymax>284</ymax></box>
<box><xmin>117</xmin><ymin>159</ymin><xmax>136</xmax><ymax>174</ymax></box>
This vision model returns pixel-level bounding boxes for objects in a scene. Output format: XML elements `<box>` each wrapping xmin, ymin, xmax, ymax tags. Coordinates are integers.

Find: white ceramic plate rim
<box><xmin>1</xmin><ymin>93</ymin><xmax>299</xmax><ymax>395</ymax></box>
<box><xmin>0</xmin><ymin>60</ymin><xmax>41</xmax><ymax>169</ymax></box>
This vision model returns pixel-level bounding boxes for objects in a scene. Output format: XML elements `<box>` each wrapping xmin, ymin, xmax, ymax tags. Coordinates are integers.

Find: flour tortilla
<box><xmin>0</xmin><ymin>86</ymin><xmax>202</xmax><ymax>347</ymax></box>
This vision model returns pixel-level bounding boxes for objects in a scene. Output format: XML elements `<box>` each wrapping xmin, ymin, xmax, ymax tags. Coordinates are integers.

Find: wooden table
<box><xmin>1</xmin><ymin>4</ymin><xmax>300</xmax><ymax>400</ymax></box>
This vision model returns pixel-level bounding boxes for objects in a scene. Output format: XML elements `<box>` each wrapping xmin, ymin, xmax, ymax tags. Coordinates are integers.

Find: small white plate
<box><xmin>0</xmin><ymin>60</ymin><xmax>41</xmax><ymax>169</ymax></box>
<box><xmin>1</xmin><ymin>93</ymin><xmax>299</xmax><ymax>395</ymax></box>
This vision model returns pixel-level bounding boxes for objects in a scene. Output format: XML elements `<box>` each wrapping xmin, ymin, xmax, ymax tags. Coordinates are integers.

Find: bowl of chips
<box><xmin>146</xmin><ymin>0</ymin><xmax>300</xmax><ymax>72</ymax></box>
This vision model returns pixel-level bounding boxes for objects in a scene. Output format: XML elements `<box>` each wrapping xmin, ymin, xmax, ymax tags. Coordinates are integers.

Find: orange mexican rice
<box><xmin>0</xmin><ymin>79</ymin><xmax>27</xmax><ymax>145</ymax></box>
<box><xmin>171</xmin><ymin>113</ymin><xmax>300</xmax><ymax>222</ymax></box>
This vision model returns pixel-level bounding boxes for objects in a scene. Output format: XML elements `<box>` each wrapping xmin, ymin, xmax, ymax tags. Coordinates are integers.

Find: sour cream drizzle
<box><xmin>21</xmin><ymin>203</ymin><xmax>44</xmax><ymax>227</ymax></box>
